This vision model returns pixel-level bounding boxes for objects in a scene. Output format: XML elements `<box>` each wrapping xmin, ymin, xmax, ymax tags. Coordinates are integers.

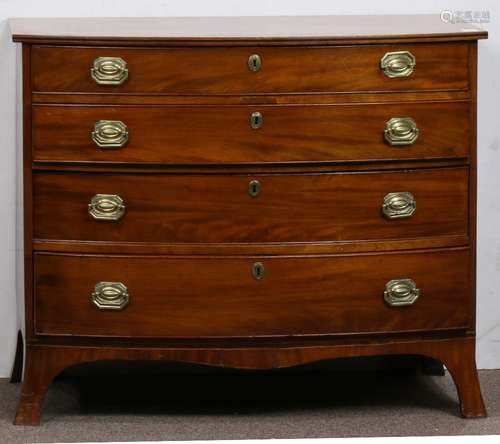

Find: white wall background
<box><xmin>0</xmin><ymin>0</ymin><xmax>498</xmax><ymax>377</ymax></box>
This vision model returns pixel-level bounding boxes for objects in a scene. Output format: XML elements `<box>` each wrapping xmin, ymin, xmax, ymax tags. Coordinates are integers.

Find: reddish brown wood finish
<box><xmin>22</xmin><ymin>45</ymin><xmax>35</xmax><ymax>345</ymax></box>
<box><xmin>468</xmin><ymin>42</ymin><xmax>479</xmax><ymax>332</ymax></box>
<box><xmin>34</xmin><ymin>249</ymin><xmax>471</xmax><ymax>338</ymax></box>
<box><xmin>32</xmin><ymin>236</ymin><xmax>470</xmax><ymax>256</ymax></box>
<box><xmin>33</xmin><ymin>168</ymin><xmax>468</xmax><ymax>244</ymax></box>
<box><xmin>9</xmin><ymin>15</ymin><xmax>488</xmax><ymax>46</ymax></box>
<box><xmin>14</xmin><ymin>336</ymin><xmax>485</xmax><ymax>426</ymax></box>
<box><xmin>31</xmin><ymin>43</ymin><xmax>470</xmax><ymax>95</ymax></box>
<box><xmin>31</xmin><ymin>90</ymin><xmax>472</xmax><ymax>105</ymax></box>
<box><xmin>32</xmin><ymin>102</ymin><xmax>470</xmax><ymax>164</ymax></box>
<box><xmin>12</xmin><ymin>20</ymin><xmax>487</xmax><ymax>425</ymax></box>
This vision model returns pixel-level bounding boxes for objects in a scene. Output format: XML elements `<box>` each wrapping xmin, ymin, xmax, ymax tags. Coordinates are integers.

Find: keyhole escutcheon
<box><xmin>250</xmin><ymin>111</ymin><xmax>263</xmax><ymax>129</ymax></box>
<box><xmin>248</xmin><ymin>179</ymin><xmax>261</xmax><ymax>197</ymax></box>
<box><xmin>248</xmin><ymin>54</ymin><xmax>262</xmax><ymax>72</ymax></box>
<box><xmin>252</xmin><ymin>262</ymin><xmax>265</xmax><ymax>280</ymax></box>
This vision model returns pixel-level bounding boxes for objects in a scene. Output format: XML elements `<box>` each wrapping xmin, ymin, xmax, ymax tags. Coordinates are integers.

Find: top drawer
<box><xmin>31</xmin><ymin>43</ymin><xmax>470</xmax><ymax>95</ymax></box>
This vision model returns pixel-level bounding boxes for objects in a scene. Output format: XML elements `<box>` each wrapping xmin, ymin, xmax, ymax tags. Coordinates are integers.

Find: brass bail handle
<box><xmin>88</xmin><ymin>194</ymin><xmax>126</xmax><ymax>221</ymax></box>
<box><xmin>384</xmin><ymin>279</ymin><xmax>419</xmax><ymax>307</ymax></box>
<box><xmin>384</xmin><ymin>117</ymin><xmax>419</xmax><ymax>146</ymax></box>
<box><xmin>92</xmin><ymin>120</ymin><xmax>129</xmax><ymax>149</ymax></box>
<box><xmin>91</xmin><ymin>57</ymin><xmax>129</xmax><ymax>85</ymax></box>
<box><xmin>382</xmin><ymin>192</ymin><xmax>416</xmax><ymax>220</ymax></box>
<box><xmin>91</xmin><ymin>282</ymin><xmax>130</xmax><ymax>310</ymax></box>
<box><xmin>380</xmin><ymin>51</ymin><xmax>416</xmax><ymax>78</ymax></box>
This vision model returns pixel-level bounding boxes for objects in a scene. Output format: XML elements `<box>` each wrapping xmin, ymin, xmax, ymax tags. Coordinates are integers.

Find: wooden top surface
<box><xmin>10</xmin><ymin>15</ymin><xmax>487</xmax><ymax>45</ymax></box>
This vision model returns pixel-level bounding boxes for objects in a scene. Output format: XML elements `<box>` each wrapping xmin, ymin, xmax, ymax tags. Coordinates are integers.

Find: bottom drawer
<box><xmin>34</xmin><ymin>249</ymin><xmax>471</xmax><ymax>338</ymax></box>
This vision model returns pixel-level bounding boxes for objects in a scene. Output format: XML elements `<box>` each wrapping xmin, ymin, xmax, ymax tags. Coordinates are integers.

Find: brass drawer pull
<box><xmin>92</xmin><ymin>282</ymin><xmax>130</xmax><ymax>310</ymax></box>
<box><xmin>384</xmin><ymin>279</ymin><xmax>419</xmax><ymax>307</ymax></box>
<box><xmin>384</xmin><ymin>117</ymin><xmax>419</xmax><ymax>146</ymax></box>
<box><xmin>91</xmin><ymin>57</ymin><xmax>128</xmax><ymax>85</ymax></box>
<box><xmin>252</xmin><ymin>262</ymin><xmax>265</xmax><ymax>280</ymax></box>
<box><xmin>88</xmin><ymin>194</ymin><xmax>126</xmax><ymax>221</ymax></box>
<box><xmin>382</xmin><ymin>192</ymin><xmax>416</xmax><ymax>220</ymax></box>
<box><xmin>92</xmin><ymin>120</ymin><xmax>129</xmax><ymax>148</ymax></box>
<box><xmin>248</xmin><ymin>179</ymin><xmax>261</xmax><ymax>197</ymax></box>
<box><xmin>250</xmin><ymin>111</ymin><xmax>263</xmax><ymax>129</ymax></box>
<box><xmin>380</xmin><ymin>51</ymin><xmax>416</xmax><ymax>78</ymax></box>
<box><xmin>248</xmin><ymin>54</ymin><xmax>262</xmax><ymax>72</ymax></box>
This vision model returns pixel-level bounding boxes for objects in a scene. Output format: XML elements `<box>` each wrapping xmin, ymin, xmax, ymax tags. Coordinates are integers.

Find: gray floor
<box><xmin>1</xmin><ymin>361</ymin><xmax>500</xmax><ymax>444</ymax></box>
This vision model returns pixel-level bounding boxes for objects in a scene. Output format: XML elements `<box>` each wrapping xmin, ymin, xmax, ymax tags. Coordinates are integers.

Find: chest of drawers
<box><xmin>10</xmin><ymin>15</ymin><xmax>487</xmax><ymax>425</ymax></box>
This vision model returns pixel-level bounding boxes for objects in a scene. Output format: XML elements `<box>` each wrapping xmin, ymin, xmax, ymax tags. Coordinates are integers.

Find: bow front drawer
<box><xmin>31</xmin><ymin>43</ymin><xmax>470</xmax><ymax>95</ymax></box>
<box><xmin>33</xmin><ymin>167</ymin><xmax>468</xmax><ymax>244</ymax></box>
<box><xmin>34</xmin><ymin>248</ymin><xmax>471</xmax><ymax>338</ymax></box>
<box><xmin>32</xmin><ymin>102</ymin><xmax>469</xmax><ymax>164</ymax></box>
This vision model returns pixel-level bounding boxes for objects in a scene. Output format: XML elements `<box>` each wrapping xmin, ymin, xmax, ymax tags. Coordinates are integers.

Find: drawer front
<box><xmin>33</xmin><ymin>168</ymin><xmax>468</xmax><ymax>244</ymax></box>
<box><xmin>32</xmin><ymin>102</ymin><xmax>469</xmax><ymax>164</ymax></box>
<box><xmin>34</xmin><ymin>249</ymin><xmax>471</xmax><ymax>337</ymax></box>
<box><xmin>31</xmin><ymin>44</ymin><xmax>469</xmax><ymax>94</ymax></box>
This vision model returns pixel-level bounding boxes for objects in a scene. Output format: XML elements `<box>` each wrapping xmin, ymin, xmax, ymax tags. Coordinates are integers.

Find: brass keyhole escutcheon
<box><xmin>248</xmin><ymin>54</ymin><xmax>262</xmax><ymax>72</ymax></box>
<box><xmin>252</xmin><ymin>262</ymin><xmax>265</xmax><ymax>280</ymax></box>
<box><xmin>250</xmin><ymin>111</ymin><xmax>263</xmax><ymax>129</ymax></box>
<box><xmin>248</xmin><ymin>179</ymin><xmax>261</xmax><ymax>197</ymax></box>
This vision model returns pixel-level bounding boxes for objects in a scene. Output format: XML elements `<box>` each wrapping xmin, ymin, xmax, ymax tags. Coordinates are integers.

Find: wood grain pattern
<box><xmin>13</xmin><ymin>27</ymin><xmax>487</xmax><ymax>424</ymax></box>
<box><xmin>34</xmin><ymin>248</ymin><xmax>471</xmax><ymax>338</ymax></box>
<box><xmin>32</xmin><ymin>236</ymin><xmax>470</xmax><ymax>256</ymax></box>
<box><xmin>32</xmin><ymin>102</ymin><xmax>470</xmax><ymax>165</ymax></box>
<box><xmin>31</xmin><ymin>43</ymin><xmax>470</xmax><ymax>95</ymax></box>
<box><xmin>14</xmin><ymin>336</ymin><xmax>486</xmax><ymax>425</ymax></box>
<box><xmin>468</xmin><ymin>42</ymin><xmax>479</xmax><ymax>331</ymax></box>
<box><xmin>10</xmin><ymin>15</ymin><xmax>488</xmax><ymax>45</ymax></box>
<box><xmin>22</xmin><ymin>45</ymin><xmax>35</xmax><ymax>342</ymax></box>
<box><xmin>33</xmin><ymin>168</ymin><xmax>468</xmax><ymax>244</ymax></box>
<box><xmin>31</xmin><ymin>91</ymin><xmax>473</xmax><ymax>106</ymax></box>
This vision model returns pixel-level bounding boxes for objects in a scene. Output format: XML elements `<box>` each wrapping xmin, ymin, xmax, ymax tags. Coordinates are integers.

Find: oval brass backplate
<box><xmin>252</xmin><ymin>262</ymin><xmax>265</xmax><ymax>280</ymax></box>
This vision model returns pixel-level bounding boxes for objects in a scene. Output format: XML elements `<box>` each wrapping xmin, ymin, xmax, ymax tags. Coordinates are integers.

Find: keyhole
<box><xmin>252</xmin><ymin>262</ymin><xmax>265</xmax><ymax>280</ymax></box>
<box><xmin>248</xmin><ymin>54</ymin><xmax>262</xmax><ymax>72</ymax></box>
<box><xmin>248</xmin><ymin>179</ymin><xmax>261</xmax><ymax>197</ymax></box>
<box><xmin>250</xmin><ymin>111</ymin><xmax>263</xmax><ymax>129</ymax></box>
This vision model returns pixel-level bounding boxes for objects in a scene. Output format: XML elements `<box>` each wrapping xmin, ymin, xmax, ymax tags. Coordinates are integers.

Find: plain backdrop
<box><xmin>0</xmin><ymin>0</ymin><xmax>498</xmax><ymax>377</ymax></box>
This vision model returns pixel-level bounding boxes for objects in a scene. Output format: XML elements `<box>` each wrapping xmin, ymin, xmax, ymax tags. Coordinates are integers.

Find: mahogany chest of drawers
<box><xmin>10</xmin><ymin>15</ymin><xmax>487</xmax><ymax>425</ymax></box>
